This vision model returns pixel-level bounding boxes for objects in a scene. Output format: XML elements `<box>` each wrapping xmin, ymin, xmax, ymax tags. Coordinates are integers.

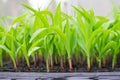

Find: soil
<box><xmin>1</xmin><ymin>55</ymin><xmax>120</xmax><ymax>72</ymax></box>
<box><xmin>1</xmin><ymin>57</ymin><xmax>120</xmax><ymax>80</ymax></box>
<box><xmin>0</xmin><ymin>59</ymin><xmax>120</xmax><ymax>72</ymax></box>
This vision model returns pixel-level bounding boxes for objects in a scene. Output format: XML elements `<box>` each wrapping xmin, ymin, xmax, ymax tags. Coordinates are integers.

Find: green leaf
<box><xmin>28</xmin><ymin>47</ymin><xmax>40</xmax><ymax>56</ymax></box>
<box><xmin>53</xmin><ymin>3</ymin><xmax>62</xmax><ymax>28</ymax></box>
<box><xmin>29</xmin><ymin>28</ymin><xmax>47</xmax><ymax>43</ymax></box>
<box><xmin>29</xmin><ymin>38</ymin><xmax>43</xmax><ymax>49</ymax></box>
<box><xmin>100</xmin><ymin>41</ymin><xmax>115</xmax><ymax>57</ymax></box>
<box><xmin>0</xmin><ymin>45</ymin><xmax>11</xmax><ymax>53</ymax></box>
<box><xmin>22</xmin><ymin>3</ymin><xmax>36</xmax><ymax>12</ymax></box>
<box><xmin>12</xmin><ymin>13</ymin><xmax>28</xmax><ymax>25</ymax></box>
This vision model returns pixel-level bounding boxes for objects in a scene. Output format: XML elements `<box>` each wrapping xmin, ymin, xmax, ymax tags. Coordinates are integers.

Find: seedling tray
<box><xmin>0</xmin><ymin>72</ymin><xmax>120</xmax><ymax>80</ymax></box>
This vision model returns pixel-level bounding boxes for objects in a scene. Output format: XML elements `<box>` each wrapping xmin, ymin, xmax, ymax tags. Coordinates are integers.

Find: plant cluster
<box><xmin>0</xmin><ymin>3</ymin><xmax>120</xmax><ymax>72</ymax></box>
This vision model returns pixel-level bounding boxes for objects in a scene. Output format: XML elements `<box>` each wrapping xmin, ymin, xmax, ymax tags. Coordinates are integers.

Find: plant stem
<box><xmin>34</xmin><ymin>54</ymin><xmax>39</xmax><ymax>68</ymax></box>
<box><xmin>50</xmin><ymin>54</ymin><xmax>53</xmax><ymax>69</ymax></box>
<box><xmin>68</xmin><ymin>58</ymin><xmax>72</xmax><ymax>72</ymax></box>
<box><xmin>60</xmin><ymin>56</ymin><xmax>64</xmax><ymax>70</ymax></box>
<box><xmin>98</xmin><ymin>59</ymin><xmax>101</xmax><ymax>69</ymax></box>
<box><xmin>25</xmin><ymin>57</ymin><xmax>30</xmax><ymax>71</ymax></box>
<box><xmin>16</xmin><ymin>58</ymin><xmax>19</xmax><ymax>67</ymax></box>
<box><xmin>103</xmin><ymin>57</ymin><xmax>106</xmax><ymax>67</ymax></box>
<box><xmin>13</xmin><ymin>60</ymin><xmax>17</xmax><ymax>71</ymax></box>
<box><xmin>87</xmin><ymin>56</ymin><xmax>91</xmax><ymax>71</ymax></box>
<box><xmin>34</xmin><ymin>55</ymin><xmax>36</xmax><ymax>67</ymax></box>
<box><xmin>46</xmin><ymin>59</ymin><xmax>49</xmax><ymax>72</ymax></box>
<box><xmin>0</xmin><ymin>52</ymin><xmax>3</xmax><ymax>67</ymax></box>
<box><xmin>112</xmin><ymin>55</ymin><xmax>116</xmax><ymax>70</ymax></box>
<box><xmin>55</xmin><ymin>56</ymin><xmax>58</xmax><ymax>64</ymax></box>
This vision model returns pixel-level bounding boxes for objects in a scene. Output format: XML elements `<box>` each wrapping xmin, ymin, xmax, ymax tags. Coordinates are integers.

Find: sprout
<box><xmin>0</xmin><ymin>3</ymin><xmax>120</xmax><ymax>72</ymax></box>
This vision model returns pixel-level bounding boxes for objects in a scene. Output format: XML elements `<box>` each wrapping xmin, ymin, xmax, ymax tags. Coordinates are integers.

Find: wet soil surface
<box><xmin>0</xmin><ymin>72</ymin><xmax>120</xmax><ymax>80</ymax></box>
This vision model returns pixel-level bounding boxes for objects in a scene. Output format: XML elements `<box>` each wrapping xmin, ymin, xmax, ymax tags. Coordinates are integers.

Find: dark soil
<box><xmin>0</xmin><ymin>57</ymin><xmax>120</xmax><ymax>80</ymax></box>
<box><xmin>0</xmin><ymin>59</ymin><xmax>120</xmax><ymax>72</ymax></box>
<box><xmin>1</xmin><ymin>55</ymin><xmax>120</xmax><ymax>72</ymax></box>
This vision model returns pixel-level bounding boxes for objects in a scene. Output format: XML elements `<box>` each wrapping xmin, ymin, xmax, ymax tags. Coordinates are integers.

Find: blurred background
<box><xmin>0</xmin><ymin>0</ymin><xmax>120</xmax><ymax>17</ymax></box>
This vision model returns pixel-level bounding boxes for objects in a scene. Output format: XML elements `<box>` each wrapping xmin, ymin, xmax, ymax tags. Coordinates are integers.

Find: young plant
<box><xmin>0</xmin><ymin>25</ymin><xmax>6</xmax><ymax>67</ymax></box>
<box><xmin>109</xmin><ymin>22</ymin><xmax>120</xmax><ymax>69</ymax></box>
<box><xmin>0</xmin><ymin>27</ymin><xmax>20</xmax><ymax>70</ymax></box>
<box><xmin>73</xmin><ymin>6</ymin><xmax>109</xmax><ymax>71</ymax></box>
<box><xmin>0</xmin><ymin>3</ymin><xmax>120</xmax><ymax>72</ymax></box>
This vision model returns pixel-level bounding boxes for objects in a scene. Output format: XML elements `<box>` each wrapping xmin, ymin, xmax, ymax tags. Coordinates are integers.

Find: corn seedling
<box><xmin>0</xmin><ymin>3</ymin><xmax>120</xmax><ymax>72</ymax></box>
